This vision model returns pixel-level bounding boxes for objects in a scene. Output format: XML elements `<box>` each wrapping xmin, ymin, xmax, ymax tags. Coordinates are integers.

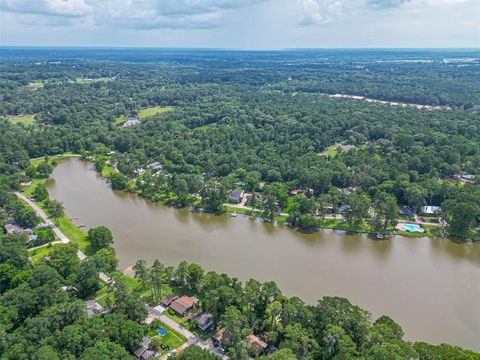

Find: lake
<box><xmin>46</xmin><ymin>158</ymin><xmax>480</xmax><ymax>350</ymax></box>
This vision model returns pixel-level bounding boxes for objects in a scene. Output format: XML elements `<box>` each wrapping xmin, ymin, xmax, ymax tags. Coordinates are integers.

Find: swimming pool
<box><xmin>399</xmin><ymin>223</ymin><xmax>424</xmax><ymax>232</ymax></box>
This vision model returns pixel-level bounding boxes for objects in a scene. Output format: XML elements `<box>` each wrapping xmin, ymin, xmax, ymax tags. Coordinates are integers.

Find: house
<box><xmin>85</xmin><ymin>300</ymin><xmax>104</xmax><ymax>317</ymax></box>
<box><xmin>246</xmin><ymin>334</ymin><xmax>268</xmax><ymax>356</ymax></box>
<box><xmin>212</xmin><ymin>328</ymin><xmax>231</xmax><ymax>347</ymax></box>
<box><xmin>122</xmin><ymin>117</ymin><xmax>141</xmax><ymax>127</ymax></box>
<box><xmin>338</xmin><ymin>187</ymin><xmax>355</xmax><ymax>196</ymax></box>
<box><xmin>160</xmin><ymin>294</ymin><xmax>178</xmax><ymax>307</ymax></box>
<box><xmin>190</xmin><ymin>311</ymin><xmax>214</xmax><ymax>332</ymax></box>
<box><xmin>421</xmin><ymin>206</ymin><xmax>441</xmax><ymax>215</ymax></box>
<box><xmin>337</xmin><ymin>204</ymin><xmax>350</xmax><ymax>214</ymax></box>
<box><xmin>290</xmin><ymin>189</ymin><xmax>302</xmax><ymax>197</ymax></box>
<box><xmin>4</xmin><ymin>223</ymin><xmax>33</xmax><ymax>236</ymax></box>
<box><xmin>245</xmin><ymin>192</ymin><xmax>261</xmax><ymax>205</ymax></box>
<box><xmin>169</xmin><ymin>295</ymin><xmax>198</xmax><ymax>316</ymax></box>
<box><xmin>399</xmin><ymin>206</ymin><xmax>415</xmax><ymax>217</ymax></box>
<box><xmin>337</xmin><ymin>144</ymin><xmax>356</xmax><ymax>152</ymax></box>
<box><xmin>461</xmin><ymin>173</ymin><xmax>475</xmax><ymax>181</ymax></box>
<box><xmin>134</xmin><ymin>337</ymin><xmax>155</xmax><ymax>360</ymax></box>
<box><xmin>147</xmin><ymin>162</ymin><xmax>163</xmax><ymax>171</ymax></box>
<box><xmin>229</xmin><ymin>189</ymin><xmax>244</xmax><ymax>204</ymax></box>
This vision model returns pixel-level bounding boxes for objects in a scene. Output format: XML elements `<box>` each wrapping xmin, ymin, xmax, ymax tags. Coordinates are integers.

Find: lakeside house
<box><xmin>169</xmin><ymin>295</ymin><xmax>198</xmax><ymax>316</ymax></box>
<box><xmin>122</xmin><ymin>117</ymin><xmax>141</xmax><ymax>127</ymax></box>
<box><xmin>245</xmin><ymin>192</ymin><xmax>261</xmax><ymax>205</ymax></box>
<box><xmin>160</xmin><ymin>294</ymin><xmax>178</xmax><ymax>307</ymax></box>
<box><xmin>189</xmin><ymin>311</ymin><xmax>214</xmax><ymax>333</ymax></box>
<box><xmin>246</xmin><ymin>334</ymin><xmax>268</xmax><ymax>356</ymax></box>
<box><xmin>134</xmin><ymin>337</ymin><xmax>155</xmax><ymax>360</ymax></box>
<box><xmin>399</xmin><ymin>206</ymin><xmax>416</xmax><ymax>217</ymax></box>
<box><xmin>421</xmin><ymin>206</ymin><xmax>441</xmax><ymax>215</ymax></box>
<box><xmin>229</xmin><ymin>189</ymin><xmax>244</xmax><ymax>204</ymax></box>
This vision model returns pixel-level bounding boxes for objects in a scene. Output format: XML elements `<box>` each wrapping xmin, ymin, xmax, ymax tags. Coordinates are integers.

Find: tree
<box><xmin>280</xmin><ymin>323</ymin><xmax>319</xmax><ymax>360</ymax></box>
<box><xmin>172</xmin><ymin>345</ymin><xmax>221</xmax><ymax>359</ymax></box>
<box><xmin>49</xmin><ymin>243</ymin><xmax>80</xmax><ymax>279</ymax></box>
<box><xmin>149</xmin><ymin>259</ymin><xmax>165</xmax><ymax>303</ymax></box>
<box><xmin>13</xmin><ymin>205</ymin><xmax>40</xmax><ymax>228</ymax></box>
<box><xmin>88</xmin><ymin>226</ymin><xmax>114</xmax><ymax>249</ymax></box>
<box><xmin>80</xmin><ymin>340</ymin><xmax>133</xmax><ymax>360</ymax></box>
<box><xmin>32</xmin><ymin>184</ymin><xmax>48</xmax><ymax>201</ymax></box>
<box><xmin>345</xmin><ymin>192</ymin><xmax>371</xmax><ymax>227</ymax></box>
<box><xmin>405</xmin><ymin>186</ymin><xmax>426</xmax><ymax>211</ymax></box>
<box><xmin>109</xmin><ymin>173</ymin><xmax>128</xmax><ymax>190</ymax></box>
<box><xmin>94</xmin><ymin>158</ymin><xmax>106</xmax><ymax>173</ymax></box>
<box><xmin>37</xmin><ymin>162</ymin><xmax>54</xmax><ymax>178</ymax></box>
<box><xmin>372</xmin><ymin>192</ymin><xmax>399</xmax><ymax>233</ymax></box>
<box><xmin>132</xmin><ymin>259</ymin><xmax>148</xmax><ymax>287</ymax></box>
<box><xmin>75</xmin><ymin>258</ymin><xmax>100</xmax><ymax>298</ymax></box>
<box><xmin>46</xmin><ymin>200</ymin><xmax>64</xmax><ymax>225</ymax></box>
<box><xmin>441</xmin><ymin>196</ymin><xmax>480</xmax><ymax>235</ymax></box>
<box><xmin>91</xmin><ymin>248</ymin><xmax>118</xmax><ymax>273</ymax></box>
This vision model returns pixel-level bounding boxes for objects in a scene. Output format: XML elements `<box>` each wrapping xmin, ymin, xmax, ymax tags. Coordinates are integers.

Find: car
<box><xmin>167</xmin><ymin>350</ymin><xmax>177</xmax><ymax>357</ymax></box>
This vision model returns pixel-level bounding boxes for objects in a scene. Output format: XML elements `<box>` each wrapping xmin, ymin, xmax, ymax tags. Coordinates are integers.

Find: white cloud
<box><xmin>1</xmin><ymin>0</ymin><xmax>91</xmax><ymax>18</ymax></box>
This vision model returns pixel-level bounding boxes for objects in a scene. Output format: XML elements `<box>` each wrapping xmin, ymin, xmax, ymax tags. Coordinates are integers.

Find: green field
<box><xmin>70</xmin><ymin>77</ymin><xmax>112</xmax><ymax>84</ymax></box>
<box><xmin>319</xmin><ymin>144</ymin><xmax>339</xmax><ymax>157</ymax></box>
<box><xmin>115</xmin><ymin>106</ymin><xmax>174</xmax><ymax>124</ymax></box>
<box><xmin>4</xmin><ymin>114</ymin><xmax>36</xmax><ymax>125</ymax></box>
<box><xmin>25</xmin><ymin>81</ymin><xmax>44</xmax><ymax>89</ymax></box>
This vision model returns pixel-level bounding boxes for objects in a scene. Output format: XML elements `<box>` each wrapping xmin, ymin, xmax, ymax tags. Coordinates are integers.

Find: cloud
<box><xmin>1</xmin><ymin>0</ymin><xmax>268</xmax><ymax>29</ymax></box>
<box><xmin>1</xmin><ymin>0</ymin><xmax>91</xmax><ymax>18</ymax></box>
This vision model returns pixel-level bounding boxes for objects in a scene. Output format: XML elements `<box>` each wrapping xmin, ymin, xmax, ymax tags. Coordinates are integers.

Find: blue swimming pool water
<box><xmin>402</xmin><ymin>224</ymin><xmax>423</xmax><ymax>232</ymax></box>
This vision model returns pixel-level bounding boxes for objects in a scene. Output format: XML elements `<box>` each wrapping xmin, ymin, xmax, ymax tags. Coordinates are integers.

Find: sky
<box><xmin>0</xmin><ymin>0</ymin><xmax>479</xmax><ymax>49</ymax></box>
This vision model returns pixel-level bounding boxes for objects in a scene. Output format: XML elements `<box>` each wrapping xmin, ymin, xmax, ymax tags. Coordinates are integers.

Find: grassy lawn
<box><xmin>23</xmin><ymin>178</ymin><xmax>47</xmax><ymax>196</ymax></box>
<box><xmin>25</xmin><ymin>81</ymin><xmax>44</xmax><ymax>89</ymax></box>
<box><xmin>101</xmin><ymin>164</ymin><xmax>117</xmax><ymax>177</ymax></box>
<box><xmin>28</xmin><ymin>245</ymin><xmax>54</xmax><ymax>263</ymax></box>
<box><xmin>4</xmin><ymin>114</ymin><xmax>36</xmax><ymax>125</ymax></box>
<box><xmin>115</xmin><ymin>106</ymin><xmax>174</xmax><ymax>124</ymax></box>
<box><xmin>56</xmin><ymin>216</ymin><xmax>93</xmax><ymax>254</ymax></box>
<box><xmin>146</xmin><ymin>322</ymin><xmax>186</xmax><ymax>353</ymax></box>
<box><xmin>319</xmin><ymin>144</ymin><xmax>339</xmax><ymax>157</ymax></box>
<box><xmin>71</xmin><ymin>77</ymin><xmax>111</xmax><ymax>84</ymax></box>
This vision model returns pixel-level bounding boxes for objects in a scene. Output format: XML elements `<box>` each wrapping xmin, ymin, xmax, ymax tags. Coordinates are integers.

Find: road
<box><xmin>15</xmin><ymin>191</ymin><xmax>112</xmax><ymax>284</ymax></box>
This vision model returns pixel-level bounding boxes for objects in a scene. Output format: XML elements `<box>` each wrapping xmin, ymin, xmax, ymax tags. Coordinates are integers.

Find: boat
<box><xmin>230</xmin><ymin>212</ymin><xmax>238</xmax><ymax>217</ymax></box>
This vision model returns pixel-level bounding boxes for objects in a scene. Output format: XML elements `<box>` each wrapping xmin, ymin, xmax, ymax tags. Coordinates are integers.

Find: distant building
<box><xmin>4</xmin><ymin>223</ymin><xmax>33</xmax><ymax>236</ymax></box>
<box><xmin>85</xmin><ymin>300</ymin><xmax>104</xmax><ymax>317</ymax></box>
<box><xmin>169</xmin><ymin>295</ymin><xmax>198</xmax><ymax>316</ymax></box>
<box><xmin>421</xmin><ymin>206</ymin><xmax>441</xmax><ymax>215</ymax></box>
<box><xmin>229</xmin><ymin>189</ymin><xmax>244</xmax><ymax>204</ymax></box>
<box><xmin>122</xmin><ymin>117</ymin><xmax>141</xmax><ymax>127</ymax></box>
<box><xmin>399</xmin><ymin>206</ymin><xmax>415</xmax><ymax>217</ymax></box>
<box><xmin>289</xmin><ymin>189</ymin><xmax>302</xmax><ymax>197</ymax></box>
<box><xmin>461</xmin><ymin>173</ymin><xmax>475</xmax><ymax>181</ymax></box>
<box><xmin>212</xmin><ymin>328</ymin><xmax>231</xmax><ymax>348</ymax></box>
<box><xmin>147</xmin><ymin>161</ymin><xmax>163</xmax><ymax>171</ymax></box>
<box><xmin>134</xmin><ymin>337</ymin><xmax>155</xmax><ymax>360</ymax></box>
<box><xmin>160</xmin><ymin>294</ymin><xmax>178</xmax><ymax>307</ymax></box>
<box><xmin>190</xmin><ymin>311</ymin><xmax>214</xmax><ymax>332</ymax></box>
<box><xmin>246</xmin><ymin>334</ymin><xmax>268</xmax><ymax>356</ymax></box>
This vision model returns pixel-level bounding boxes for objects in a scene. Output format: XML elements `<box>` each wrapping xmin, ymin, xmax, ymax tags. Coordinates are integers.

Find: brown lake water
<box><xmin>46</xmin><ymin>158</ymin><xmax>480</xmax><ymax>350</ymax></box>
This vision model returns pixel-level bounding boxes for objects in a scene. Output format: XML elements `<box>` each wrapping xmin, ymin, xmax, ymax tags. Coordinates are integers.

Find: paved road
<box><xmin>15</xmin><ymin>191</ymin><xmax>112</xmax><ymax>284</ymax></box>
<box><xmin>15</xmin><ymin>192</ymin><xmax>69</xmax><ymax>243</ymax></box>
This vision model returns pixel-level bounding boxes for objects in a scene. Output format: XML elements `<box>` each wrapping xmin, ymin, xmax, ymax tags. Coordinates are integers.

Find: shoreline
<box><xmin>24</xmin><ymin>153</ymin><xmax>478</xmax><ymax>244</ymax></box>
